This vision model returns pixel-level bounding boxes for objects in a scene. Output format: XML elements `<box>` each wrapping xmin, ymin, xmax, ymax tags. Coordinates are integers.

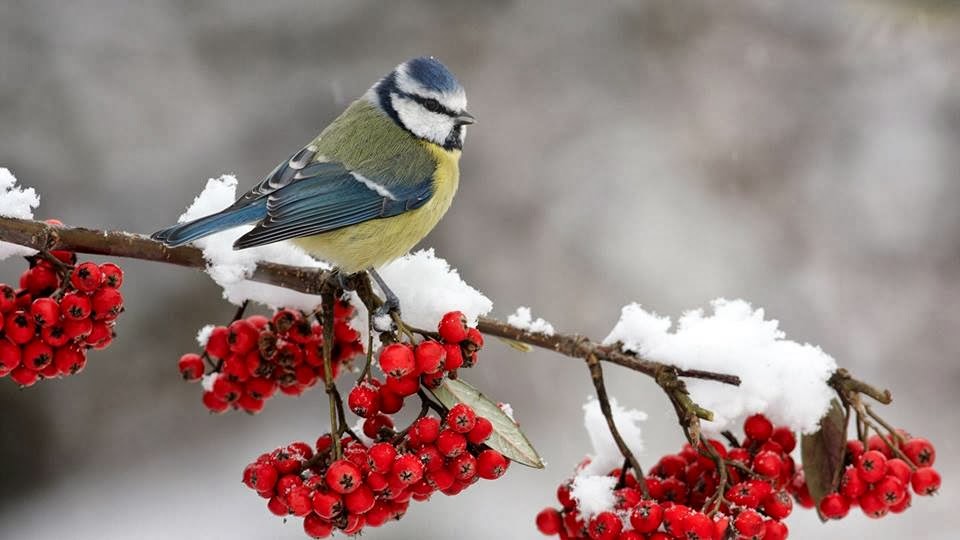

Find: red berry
<box><xmin>859</xmin><ymin>491</ymin><xmax>889</xmax><ymax>518</ymax></box>
<box><xmin>839</xmin><ymin>466</ymin><xmax>866</xmax><ymax>499</ymax></box>
<box><xmin>344</xmin><ymin>484</ymin><xmax>376</xmax><ymax>514</ymax></box>
<box><xmin>202</xmin><ymin>390</ymin><xmax>229</xmax><ymax>413</ymax></box>
<box><xmin>29</xmin><ymin>297</ymin><xmax>60</xmax><ymax>328</ymax></box>
<box><xmin>348</xmin><ymin>384</ymin><xmax>380</xmax><ymax>418</ymax></box>
<box><xmin>752</xmin><ymin>450</ymin><xmax>783</xmax><ymax>477</ymax></box>
<box><xmin>763</xmin><ymin>520</ymin><xmax>789</xmax><ymax>540</ymax></box>
<box><xmin>557</xmin><ymin>482</ymin><xmax>575</xmax><ymax>510</ymax></box>
<box><xmin>442</xmin><ymin>342</ymin><xmax>463</xmax><ymax>371</ymax></box>
<box><xmin>53</xmin><ymin>345</ymin><xmax>86</xmax><ymax>374</ymax></box>
<box><xmin>681</xmin><ymin>511</ymin><xmax>713</xmax><ymax>540</ymax></box>
<box><xmin>60</xmin><ymin>292</ymin><xmax>92</xmax><ymax>321</ymax></box>
<box><xmin>84</xmin><ymin>321</ymin><xmax>113</xmax><ymax>349</ymax></box>
<box><xmin>417</xmin><ymin>445</ymin><xmax>444</xmax><ymax>472</ymax></box>
<box><xmin>437</xmin><ymin>311</ymin><xmax>469</xmax><ymax>343</ymax></box>
<box><xmin>819</xmin><ymin>492</ymin><xmax>850</xmax><ymax>519</ymax></box>
<box><xmin>5</xmin><ymin>310</ymin><xmax>34</xmax><ymax>344</ymax></box>
<box><xmin>846</xmin><ymin>439</ymin><xmax>865</xmax><ymax>463</ymax></box>
<box><xmin>420</xmin><ymin>370</ymin><xmax>445</xmax><ymax>389</ymax></box>
<box><xmin>733</xmin><ymin>508</ymin><xmax>764</xmax><ymax>537</ymax></box>
<box><xmin>311</xmin><ymin>490</ymin><xmax>343</xmax><ymax>520</ymax></box>
<box><xmin>98</xmin><ymin>263</ymin><xmax>123</xmax><ymax>288</ymax></box>
<box><xmin>227</xmin><ymin>319</ymin><xmax>258</xmax><ymax>353</ymax></box>
<box><xmin>762</xmin><ymin>490</ymin><xmax>793</xmax><ymax>520</ymax></box>
<box><xmin>90</xmin><ymin>287</ymin><xmax>123</xmax><ymax>321</ymax></box>
<box><xmin>266</xmin><ymin>495</ymin><xmax>288</xmax><ymax>516</ymax></box>
<box><xmin>857</xmin><ymin>450</ymin><xmax>888</xmax><ymax>483</ymax></box>
<box><xmin>744</xmin><ymin>414</ymin><xmax>774</xmax><ymax>442</ymax></box>
<box><xmin>477</xmin><ymin>449</ymin><xmax>509</xmax><ymax>480</ymax></box>
<box><xmin>412</xmin><ymin>416</ymin><xmax>441</xmax><ymax>444</ymax></box>
<box><xmin>25</xmin><ymin>265</ymin><xmax>59</xmax><ymax>295</ymax></box>
<box><xmin>535</xmin><ymin>508</ymin><xmax>562</xmax><ymax>536</ymax></box>
<box><xmin>872</xmin><ymin>475</ymin><xmax>907</xmax><ymax>506</ymax></box>
<box><xmin>270</xmin><ymin>308</ymin><xmax>301</xmax><ymax>335</ymax></box>
<box><xmin>385</xmin><ymin>373</ymin><xmax>419</xmax><ymax>396</ymax></box>
<box><xmin>414</xmin><ymin>340</ymin><xmax>446</xmax><ymax>374</ymax></box>
<box><xmin>70</xmin><ymin>262</ymin><xmax>102</xmax><ymax>292</ymax></box>
<box><xmin>629</xmin><ymin>499</ymin><xmax>663</xmax><ymax>533</ymax></box>
<box><xmin>910</xmin><ymin>466</ymin><xmax>941</xmax><ymax>495</ymax></box>
<box><xmin>392</xmin><ymin>454</ymin><xmax>424</xmax><ymax>486</ymax></box>
<box><xmin>885</xmin><ymin>458</ymin><xmax>912</xmax><ymax>484</ymax></box>
<box><xmin>40</xmin><ymin>321</ymin><xmax>69</xmax><ymax>347</ymax></box>
<box><xmin>177</xmin><ymin>353</ymin><xmax>205</xmax><ymax>381</ymax></box>
<box><xmin>901</xmin><ymin>438</ymin><xmax>936</xmax><ymax>467</ymax></box>
<box><xmin>326</xmin><ymin>459</ymin><xmax>362</xmax><ymax>494</ymax></box>
<box><xmin>436</xmin><ymin>429</ymin><xmax>467</xmax><ymax>458</ymax></box>
<box><xmin>63</xmin><ymin>317</ymin><xmax>92</xmax><ymax>340</ymax></box>
<box><xmin>588</xmin><ymin>511</ymin><xmax>621</xmax><ymax>540</ymax></box>
<box><xmin>242</xmin><ymin>461</ymin><xmax>278</xmax><ymax>492</ymax></box>
<box><xmin>212</xmin><ymin>376</ymin><xmax>242</xmax><ymax>402</ymax></box>
<box><xmin>362</xmin><ymin>412</ymin><xmax>394</xmax><ymax>439</ymax></box>
<box><xmin>378</xmin><ymin>387</ymin><xmax>404</xmax><ymax>415</ymax></box>
<box><xmin>9</xmin><ymin>365</ymin><xmax>39</xmax><ymax>387</ymax></box>
<box><xmin>302</xmin><ymin>513</ymin><xmax>333</xmax><ymax>539</ymax></box>
<box><xmin>0</xmin><ymin>284</ymin><xmax>16</xmax><ymax>314</ymax></box>
<box><xmin>0</xmin><ymin>338</ymin><xmax>21</xmax><ymax>375</ymax></box>
<box><xmin>379</xmin><ymin>343</ymin><xmax>416</xmax><ymax>377</ymax></box>
<box><xmin>446</xmin><ymin>403</ymin><xmax>477</xmax><ymax>433</ymax></box>
<box><xmin>661</xmin><ymin>504</ymin><xmax>692</xmax><ymax>537</ymax></box>
<box><xmin>204</xmin><ymin>326</ymin><xmax>230</xmax><ymax>359</ymax></box>
<box><xmin>23</xmin><ymin>339</ymin><xmax>53</xmax><ymax>370</ymax></box>
<box><xmin>236</xmin><ymin>393</ymin><xmax>264</xmax><ymax>414</ymax></box>
<box><xmin>426</xmin><ymin>466</ymin><xmax>455</xmax><ymax>491</ymax></box>
<box><xmin>467</xmin><ymin>416</ymin><xmax>494</xmax><ymax>444</ymax></box>
<box><xmin>889</xmin><ymin>490</ymin><xmax>912</xmax><ymax>513</ymax></box>
<box><xmin>367</xmin><ymin>442</ymin><xmax>397</xmax><ymax>474</ymax></box>
<box><xmin>451</xmin><ymin>453</ymin><xmax>478</xmax><ymax>481</ymax></box>
<box><xmin>771</xmin><ymin>426</ymin><xmax>797</xmax><ymax>453</ymax></box>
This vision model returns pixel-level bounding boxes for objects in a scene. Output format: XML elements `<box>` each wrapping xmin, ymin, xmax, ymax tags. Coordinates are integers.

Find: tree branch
<box><xmin>0</xmin><ymin>216</ymin><xmax>740</xmax><ymax>388</ymax></box>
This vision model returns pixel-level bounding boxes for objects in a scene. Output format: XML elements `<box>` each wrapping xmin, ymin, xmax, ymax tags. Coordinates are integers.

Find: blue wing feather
<box><xmin>232</xmin><ymin>161</ymin><xmax>433</xmax><ymax>249</ymax></box>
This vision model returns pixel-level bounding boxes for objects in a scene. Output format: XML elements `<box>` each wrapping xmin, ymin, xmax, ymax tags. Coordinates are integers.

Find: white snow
<box><xmin>506</xmin><ymin>306</ymin><xmax>556</xmax><ymax>336</ymax></box>
<box><xmin>570</xmin><ymin>474</ymin><xmax>617</xmax><ymax>519</ymax></box>
<box><xmin>498</xmin><ymin>402</ymin><xmax>515</xmax><ymax>422</ymax></box>
<box><xmin>374</xmin><ymin>248</ymin><xmax>492</xmax><ymax>330</ymax></box>
<box><xmin>200</xmin><ymin>373</ymin><xmax>218</xmax><ymax>392</ymax></box>
<box><xmin>177</xmin><ymin>175</ymin><xmax>328</xmax><ymax>310</ymax></box>
<box><xmin>0</xmin><ymin>168</ymin><xmax>40</xmax><ymax>259</ymax></box>
<box><xmin>195</xmin><ymin>324</ymin><xmax>216</xmax><ymax>348</ymax></box>
<box><xmin>603</xmin><ymin>298</ymin><xmax>838</xmax><ymax>434</ymax></box>
<box><xmin>580</xmin><ymin>397</ymin><xmax>647</xmax><ymax>477</ymax></box>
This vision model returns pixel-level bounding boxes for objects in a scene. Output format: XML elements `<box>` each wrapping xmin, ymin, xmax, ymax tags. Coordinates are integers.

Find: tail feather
<box><xmin>151</xmin><ymin>203</ymin><xmax>266</xmax><ymax>247</ymax></box>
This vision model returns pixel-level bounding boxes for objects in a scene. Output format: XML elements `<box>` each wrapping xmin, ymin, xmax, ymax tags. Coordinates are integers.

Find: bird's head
<box><xmin>368</xmin><ymin>56</ymin><xmax>474</xmax><ymax>151</ymax></box>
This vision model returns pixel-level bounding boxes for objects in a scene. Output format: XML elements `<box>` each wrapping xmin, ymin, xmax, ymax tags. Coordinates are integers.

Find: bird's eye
<box><xmin>423</xmin><ymin>98</ymin><xmax>441</xmax><ymax>112</ymax></box>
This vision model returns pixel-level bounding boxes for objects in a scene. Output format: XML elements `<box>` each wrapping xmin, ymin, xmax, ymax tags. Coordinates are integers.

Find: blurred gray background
<box><xmin>1</xmin><ymin>0</ymin><xmax>958</xmax><ymax>538</ymax></box>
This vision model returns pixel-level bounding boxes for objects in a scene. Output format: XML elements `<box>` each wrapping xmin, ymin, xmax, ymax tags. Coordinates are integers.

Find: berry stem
<box><xmin>320</xmin><ymin>288</ymin><xmax>341</xmax><ymax>459</ymax></box>
<box><xmin>721</xmin><ymin>430</ymin><xmax>741</xmax><ymax>448</ymax></box>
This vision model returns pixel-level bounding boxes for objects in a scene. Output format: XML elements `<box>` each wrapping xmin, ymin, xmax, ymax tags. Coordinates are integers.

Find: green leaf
<box><xmin>801</xmin><ymin>398</ymin><xmax>847</xmax><ymax>508</ymax></box>
<box><xmin>430</xmin><ymin>378</ymin><xmax>544</xmax><ymax>468</ymax></box>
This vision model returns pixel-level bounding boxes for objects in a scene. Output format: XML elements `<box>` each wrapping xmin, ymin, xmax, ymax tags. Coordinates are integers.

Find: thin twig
<box><xmin>586</xmin><ymin>353</ymin><xmax>650</xmax><ymax>499</ymax></box>
<box><xmin>320</xmin><ymin>289</ymin><xmax>341</xmax><ymax>459</ymax></box>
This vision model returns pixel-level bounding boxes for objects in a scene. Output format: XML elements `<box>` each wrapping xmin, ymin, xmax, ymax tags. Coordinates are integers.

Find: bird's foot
<box><xmin>372</xmin><ymin>296</ymin><xmax>401</xmax><ymax>333</ymax></box>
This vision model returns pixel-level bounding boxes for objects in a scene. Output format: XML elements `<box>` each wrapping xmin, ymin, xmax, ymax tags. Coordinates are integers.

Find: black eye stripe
<box><xmin>405</xmin><ymin>93</ymin><xmax>457</xmax><ymax>117</ymax></box>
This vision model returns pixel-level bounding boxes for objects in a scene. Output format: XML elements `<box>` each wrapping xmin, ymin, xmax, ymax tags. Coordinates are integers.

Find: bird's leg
<box><xmin>369</xmin><ymin>268</ymin><xmax>413</xmax><ymax>337</ymax></box>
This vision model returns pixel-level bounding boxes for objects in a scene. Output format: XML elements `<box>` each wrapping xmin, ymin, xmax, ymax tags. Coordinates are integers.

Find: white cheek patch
<box><xmin>395</xmin><ymin>64</ymin><xmax>467</xmax><ymax>113</ymax></box>
<box><xmin>391</xmin><ymin>93</ymin><xmax>455</xmax><ymax>145</ymax></box>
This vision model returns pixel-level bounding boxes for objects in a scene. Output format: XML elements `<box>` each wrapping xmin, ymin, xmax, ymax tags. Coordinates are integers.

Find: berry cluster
<box><xmin>537</xmin><ymin>414</ymin><xmax>799</xmax><ymax>540</ymax></box>
<box><xmin>348</xmin><ymin>310</ymin><xmax>484</xmax><ymax>429</ymax></box>
<box><xmin>178</xmin><ymin>299</ymin><xmax>364</xmax><ymax>414</ymax></box>
<box><xmin>242</xmin><ymin>403</ymin><xmax>508</xmax><ymax>538</ymax></box>
<box><xmin>0</xmin><ymin>244</ymin><xmax>124</xmax><ymax>387</ymax></box>
<box><xmin>791</xmin><ymin>432</ymin><xmax>940</xmax><ymax>520</ymax></box>
<box><xmin>241</xmin><ymin>310</ymin><xmax>507</xmax><ymax>537</ymax></box>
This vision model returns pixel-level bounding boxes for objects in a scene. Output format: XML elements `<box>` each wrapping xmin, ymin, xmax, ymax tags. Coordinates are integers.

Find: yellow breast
<box><xmin>293</xmin><ymin>143</ymin><xmax>460</xmax><ymax>273</ymax></box>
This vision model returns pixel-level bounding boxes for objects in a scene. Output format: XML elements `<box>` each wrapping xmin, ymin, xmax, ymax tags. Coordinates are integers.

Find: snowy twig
<box><xmin>0</xmin><ymin>217</ymin><xmax>742</xmax><ymax>389</ymax></box>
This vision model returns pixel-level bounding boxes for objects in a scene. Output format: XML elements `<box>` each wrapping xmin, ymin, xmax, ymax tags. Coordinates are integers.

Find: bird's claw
<box><xmin>372</xmin><ymin>298</ymin><xmax>401</xmax><ymax>333</ymax></box>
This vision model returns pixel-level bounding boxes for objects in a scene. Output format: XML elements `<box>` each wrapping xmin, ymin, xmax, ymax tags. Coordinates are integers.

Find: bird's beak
<box><xmin>455</xmin><ymin>111</ymin><xmax>476</xmax><ymax>126</ymax></box>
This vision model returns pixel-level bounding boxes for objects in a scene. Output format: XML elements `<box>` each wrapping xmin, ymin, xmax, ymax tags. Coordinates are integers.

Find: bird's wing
<box><xmin>232</xmin><ymin>160</ymin><xmax>433</xmax><ymax>249</ymax></box>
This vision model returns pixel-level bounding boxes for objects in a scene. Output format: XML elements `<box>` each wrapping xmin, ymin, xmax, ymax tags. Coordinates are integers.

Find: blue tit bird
<box><xmin>151</xmin><ymin>56</ymin><xmax>474</xmax><ymax>313</ymax></box>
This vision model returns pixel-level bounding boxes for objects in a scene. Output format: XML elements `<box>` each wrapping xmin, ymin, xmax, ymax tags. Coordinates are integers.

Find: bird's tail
<box><xmin>151</xmin><ymin>202</ymin><xmax>265</xmax><ymax>247</ymax></box>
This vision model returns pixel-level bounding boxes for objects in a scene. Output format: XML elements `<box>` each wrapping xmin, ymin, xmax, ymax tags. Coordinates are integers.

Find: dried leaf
<box><xmin>430</xmin><ymin>378</ymin><xmax>544</xmax><ymax>468</ymax></box>
<box><xmin>801</xmin><ymin>399</ymin><xmax>847</xmax><ymax>508</ymax></box>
